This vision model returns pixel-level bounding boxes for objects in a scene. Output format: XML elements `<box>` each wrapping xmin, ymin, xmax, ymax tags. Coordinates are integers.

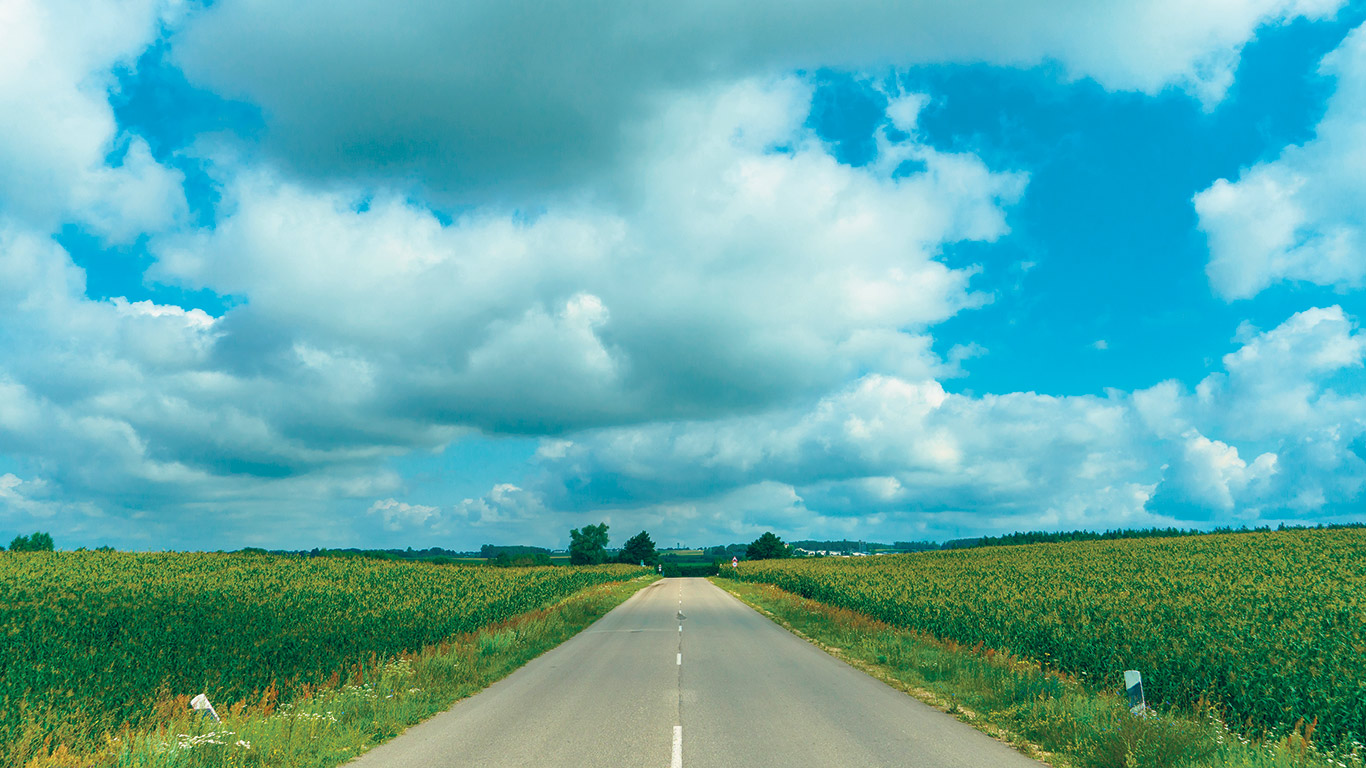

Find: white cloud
<box><xmin>522</xmin><ymin>373</ymin><xmax>1146</xmax><ymax>540</ymax></box>
<box><xmin>456</xmin><ymin>484</ymin><xmax>547</xmax><ymax>527</ymax></box>
<box><xmin>2</xmin><ymin>2</ymin><xmax>1363</xmax><ymax>548</ymax></box>
<box><xmin>1202</xmin><ymin>306</ymin><xmax>1366</xmax><ymax>439</ymax></box>
<box><xmin>1</xmin><ymin>473</ymin><xmax>58</xmax><ymax>519</ymax></box>
<box><xmin>0</xmin><ymin>472</ymin><xmax>105</xmax><ymax>545</ymax></box>
<box><xmin>150</xmin><ymin>78</ymin><xmax>1023</xmax><ymax>433</ymax></box>
<box><xmin>1132</xmin><ymin>379</ymin><xmax>1190</xmax><ymax>438</ymax></box>
<box><xmin>503</xmin><ymin>306</ymin><xmax>1366</xmax><ymax>542</ymax></box>
<box><xmin>0</xmin><ymin>0</ymin><xmax>186</xmax><ymax>240</ymax></box>
<box><xmin>367</xmin><ymin>498</ymin><xmax>440</xmax><ymax>531</ymax></box>
<box><xmin>0</xmin><ymin>222</ymin><xmax>416</xmax><ymax>544</ymax></box>
<box><xmin>1148</xmin><ymin>431</ymin><xmax>1278</xmax><ymax>514</ymax></box>
<box><xmin>884</xmin><ymin>92</ymin><xmax>932</xmax><ymax>134</ymax></box>
<box><xmin>1195</xmin><ymin>22</ymin><xmax>1366</xmax><ymax>299</ymax></box>
<box><xmin>170</xmin><ymin>0</ymin><xmax>1342</xmax><ymax>198</ymax></box>
<box><xmin>0</xmin><ymin>77</ymin><xmax>1020</xmax><ymax>545</ymax></box>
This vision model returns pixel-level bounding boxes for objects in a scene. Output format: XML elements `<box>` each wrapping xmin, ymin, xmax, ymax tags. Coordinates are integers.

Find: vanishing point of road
<box><xmin>348</xmin><ymin>577</ymin><xmax>1044</xmax><ymax>768</ymax></box>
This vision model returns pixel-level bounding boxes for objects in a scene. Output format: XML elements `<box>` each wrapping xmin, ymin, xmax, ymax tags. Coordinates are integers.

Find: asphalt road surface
<box><xmin>348</xmin><ymin>577</ymin><xmax>1044</xmax><ymax>768</ymax></box>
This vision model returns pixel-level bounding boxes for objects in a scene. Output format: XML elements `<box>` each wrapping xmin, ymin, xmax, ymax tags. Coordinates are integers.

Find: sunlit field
<box><xmin>728</xmin><ymin>529</ymin><xmax>1366</xmax><ymax>749</ymax></box>
<box><xmin>0</xmin><ymin>552</ymin><xmax>642</xmax><ymax>761</ymax></box>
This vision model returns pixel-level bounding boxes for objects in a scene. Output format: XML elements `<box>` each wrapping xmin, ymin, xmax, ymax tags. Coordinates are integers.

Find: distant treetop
<box><xmin>8</xmin><ymin>532</ymin><xmax>54</xmax><ymax>552</ymax></box>
<box><xmin>617</xmin><ymin>530</ymin><xmax>659</xmax><ymax>566</ymax></box>
<box><xmin>746</xmin><ymin>532</ymin><xmax>791</xmax><ymax>561</ymax></box>
<box><xmin>569</xmin><ymin>523</ymin><xmax>610</xmax><ymax>565</ymax></box>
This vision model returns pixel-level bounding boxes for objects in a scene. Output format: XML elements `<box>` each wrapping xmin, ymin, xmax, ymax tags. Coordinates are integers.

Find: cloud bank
<box><xmin>1196</xmin><ymin>22</ymin><xmax>1366</xmax><ymax>299</ymax></box>
<box><xmin>446</xmin><ymin>306</ymin><xmax>1366</xmax><ymax>544</ymax></box>
<box><xmin>0</xmin><ymin>0</ymin><xmax>1362</xmax><ymax>548</ymax></box>
<box><xmin>172</xmin><ymin>0</ymin><xmax>1343</xmax><ymax>199</ymax></box>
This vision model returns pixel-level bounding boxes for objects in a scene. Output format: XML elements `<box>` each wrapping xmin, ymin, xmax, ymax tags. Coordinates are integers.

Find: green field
<box><xmin>726</xmin><ymin>529</ymin><xmax>1366</xmax><ymax>748</ymax></box>
<box><xmin>0</xmin><ymin>552</ymin><xmax>642</xmax><ymax>762</ymax></box>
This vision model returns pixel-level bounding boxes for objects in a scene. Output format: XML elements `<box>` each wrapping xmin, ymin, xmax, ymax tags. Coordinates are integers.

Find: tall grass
<box><xmin>714</xmin><ymin>579</ymin><xmax>1365</xmax><ymax>768</ymax></box>
<box><xmin>725</xmin><ymin>529</ymin><xmax>1366</xmax><ymax>749</ymax></box>
<box><xmin>1</xmin><ymin>551</ymin><xmax>642</xmax><ymax>762</ymax></box>
<box><xmin>14</xmin><ymin>576</ymin><xmax>656</xmax><ymax>768</ymax></box>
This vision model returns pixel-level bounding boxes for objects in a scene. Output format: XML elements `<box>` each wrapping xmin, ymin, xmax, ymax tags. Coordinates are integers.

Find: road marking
<box><xmin>676</xmin><ymin>652</ymin><xmax>682</xmax><ymax>665</ymax></box>
<box><xmin>671</xmin><ymin>725</ymin><xmax>682</xmax><ymax>768</ymax></box>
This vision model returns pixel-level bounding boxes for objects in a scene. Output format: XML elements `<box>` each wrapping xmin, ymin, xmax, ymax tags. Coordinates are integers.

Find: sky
<box><xmin>3</xmin><ymin>0</ymin><xmax>1366</xmax><ymax>552</ymax></box>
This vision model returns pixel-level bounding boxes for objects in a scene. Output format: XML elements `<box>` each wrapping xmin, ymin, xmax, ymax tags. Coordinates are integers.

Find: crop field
<box><xmin>728</xmin><ymin>529</ymin><xmax>1366</xmax><ymax>747</ymax></box>
<box><xmin>0</xmin><ymin>552</ymin><xmax>641</xmax><ymax>754</ymax></box>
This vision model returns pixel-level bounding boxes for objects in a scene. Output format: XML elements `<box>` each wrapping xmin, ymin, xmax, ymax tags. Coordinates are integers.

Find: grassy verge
<box><xmin>713</xmin><ymin>578</ymin><xmax>1364</xmax><ymax>768</ymax></box>
<box><xmin>24</xmin><ymin>575</ymin><xmax>657</xmax><ymax>768</ymax></box>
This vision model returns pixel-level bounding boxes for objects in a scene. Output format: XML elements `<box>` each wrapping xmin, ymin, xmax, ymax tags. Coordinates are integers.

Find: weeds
<box><xmin>714</xmin><ymin>578</ymin><xmax>1363</xmax><ymax>768</ymax></box>
<box><xmin>17</xmin><ymin>576</ymin><xmax>656</xmax><ymax>768</ymax></box>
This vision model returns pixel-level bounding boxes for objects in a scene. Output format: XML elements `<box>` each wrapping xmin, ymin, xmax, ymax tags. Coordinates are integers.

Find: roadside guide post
<box><xmin>1124</xmin><ymin>670</ymin><xmax>1149</xmax><ymax>716</ymax></box>
<box><xmin>190</xmin><ymin>693</ymin><xmax>220</xmax><ymax>722</ymax></box>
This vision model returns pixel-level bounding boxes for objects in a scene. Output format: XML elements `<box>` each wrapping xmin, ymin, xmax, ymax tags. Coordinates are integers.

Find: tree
<box><xmin>491</xmin><ymin>551</ymin><xmax>551</xmax><ymax>567</ymax></box>
<box><xmin>746</xmin><ymin>531</ymin><xmax>790</xmax><ymax>560</ymax></box>
<box><xmin>569</xmin><ymin>523</ymin><xmax>610</xmax><ymax>565</ymax></box>
<box><xmin>8</xmin><ymin>531</ymin><xmax>54</xmax><ymax>552</ymax></box>
<box><xmin>617</xmin><ymin>530</ymin><xmax>659</xmax><ymax>566</ymax></box>
<box><xmin>481</xmin><ymin>544</ymin><xmax>551</xmax><ymax>559</ymax></box>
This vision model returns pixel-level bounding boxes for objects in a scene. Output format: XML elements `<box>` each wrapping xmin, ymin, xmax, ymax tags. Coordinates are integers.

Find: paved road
<box><xmin>348</xmin><ymin>577</ymin><xmax>1044</xmax><ymax>768</ymax></box>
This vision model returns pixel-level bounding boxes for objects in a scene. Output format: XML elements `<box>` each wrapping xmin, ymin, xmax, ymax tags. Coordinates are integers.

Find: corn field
<box><xmin>729</xmin><ymin>529</ymin><xmax>1366</xmax><ymax>748</ymax></box>
<box><xmin>0</xmin><ymin>551</ymin><xmax>640</xmax><ymax>751</ymax></box>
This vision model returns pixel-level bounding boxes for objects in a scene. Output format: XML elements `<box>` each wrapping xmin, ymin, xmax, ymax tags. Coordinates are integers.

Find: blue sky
<box><xmin>3</xmin><ymin>0</ymin><xmax>1366</xmax><ymax>551</ymax></box>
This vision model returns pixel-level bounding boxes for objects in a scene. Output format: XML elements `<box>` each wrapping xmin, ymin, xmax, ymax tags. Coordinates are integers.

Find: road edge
<box><xmin>109</xmin><ymin>574</ymin><xmax>662</xmax><ymax>768</ymax></box>
<box><xmin>709</xmin><ymin>577</ymin><xmax>1062</xmax><ymax>767</ymax></box>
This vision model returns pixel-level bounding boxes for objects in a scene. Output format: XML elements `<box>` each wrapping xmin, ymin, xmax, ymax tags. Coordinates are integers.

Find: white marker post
<box><xmin>190</xmin><ymin>693</ymin><xmax>221</xmax><ymax>722</ymax></box>
<box><xmin>1124</xmin><ymin>670</ymin><xmax>1148</xmax><ymax>716</ymax></box>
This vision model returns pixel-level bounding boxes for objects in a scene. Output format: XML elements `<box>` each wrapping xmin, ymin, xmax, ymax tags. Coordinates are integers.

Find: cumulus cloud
<box><xmin>1147</xmin><ymin>431</ymin><xmax>1278</xmax><ymax>516</ymax></box>
<box><xmin>1208</xmin><ymin>307</ymin><xmax>1366</xmax><ymax>436</ymax></box>
<box><xmin>367</xmin><ymin>498</ymin><xmax>440</xmax><ymax>531</ymax></box>
<box><xmin>0</xmin><ymin>0</ymin><xmax>186</xmax><ymax>240</ymax></box>
<box><xmin>520</xmin><ymin>375</ymin><xmax>1148</xmax><ymax>538</ymax></box>
<box><xmin>151</xmin><ymin>78</ymin><xmax>1023</xmax><ymax>433</ymax></box>
<box><xmin>169</xmin><ymin>0</ymin><xmax>1342</xmax><ymax>198</ymax></box>
<box><xmin>1195</xmin><ymin>22</ymin><xmax>1366</xmax><ymax>299</ymax></box>
<box><xmin>2</xmin><ymin>473</ymin><xmax>63</xmax><ymax>519</ymax></box>
<box><xmin>0</xmin><ymin>78</ymin><xmax>1023</xmax><ymax>545</ymax></box>
<box><xmin>463</xmin><ymin>305</ymin><xmax>1366</xmax><ymax>543</ymax></box>
<box><xmin>456</xmin><ymin>484</ymin><xmax>548</xmax><ymax>527</ymax></box>
<box><xmin>0</xmin><ymin>222</ymin><xmax>412</xmax><ymax>545</ymax></box>
<box><xmin>0</xmin><ymin>471</ymin><xmax>109</xmax><ymax>546</ymax></box>
<box><xmin>3</xmin><ymin>0</ymin><xmax>1362</xmax><ymax>549</ymax></box>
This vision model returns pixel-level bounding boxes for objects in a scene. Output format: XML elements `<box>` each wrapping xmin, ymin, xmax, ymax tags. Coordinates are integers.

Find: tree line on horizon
<box><xmin>16</xmin><ymin>521</ymin><xmax>1363</xmax><ymax>560</ymax></box>
<box><xmin>934</xmin><ymin>521</ymin><xmax>1366</xmax><ymax>550</ymax></box>
<box><xmin>4</xmin><ymin>531</ymin><xmax>54</xmax><ymax>552</ymax></box>
<box><xmin>569</xmin><ymin>524</ymin><xmax>796</xmax><ymax>566</ymax></box>
<box><xmin>568</xmin><ymin>524</ymin><xmax>665</xmax><ymax>565</ymax></box>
